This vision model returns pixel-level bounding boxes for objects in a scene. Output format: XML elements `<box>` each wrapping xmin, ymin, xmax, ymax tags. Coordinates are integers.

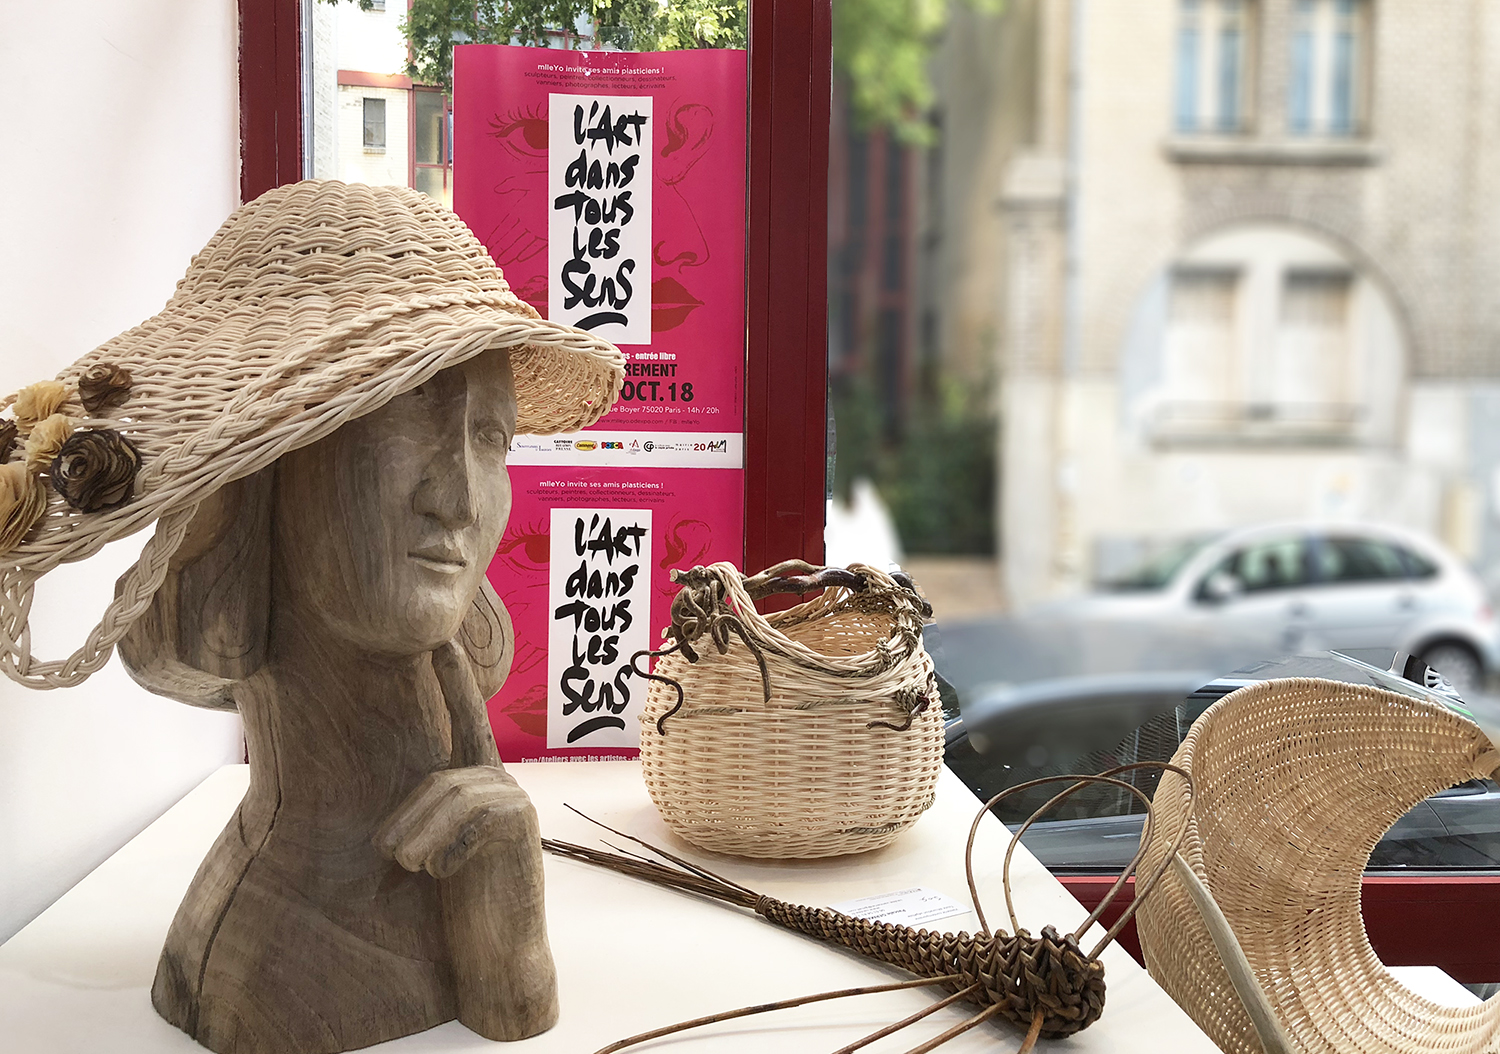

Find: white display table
<box><xmin>0</xmin><ymin>762</ymin><xmax>1218</xmax><ymax>1052</ymax></box>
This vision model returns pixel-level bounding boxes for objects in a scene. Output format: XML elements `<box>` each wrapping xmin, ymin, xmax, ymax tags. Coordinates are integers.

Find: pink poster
<box><xmin>454</xmin><ymin>46</ymin><xmax>747</xmax><ymax>761</ymax></box>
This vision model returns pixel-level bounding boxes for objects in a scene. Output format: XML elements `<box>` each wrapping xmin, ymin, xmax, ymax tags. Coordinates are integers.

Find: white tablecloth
<box><xmin>0</xmin><ymin>762</ymin><xmax>1218</xmax><ymax>1052</ymax></box>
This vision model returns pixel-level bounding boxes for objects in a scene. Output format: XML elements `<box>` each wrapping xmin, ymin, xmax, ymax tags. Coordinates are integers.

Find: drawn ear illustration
<box><xmin>659</xmin><ymin>103</ymin><xmax>714</xmax><ymax>185</ymax></box>
<box><xmin>661</xmin><ymin>517</ymin><xmax>713</xmax><ymax>571</ymax></box>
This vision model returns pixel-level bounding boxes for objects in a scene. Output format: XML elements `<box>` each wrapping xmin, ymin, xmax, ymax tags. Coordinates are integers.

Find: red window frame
<box><xmin>241</xmin><ymin>0</ymin><xmax>1498</xmax><ymax>990</ymax></box>
<box><xmin>239</xmin><ymin>0</ymin><xmax>828</xmax><ymax>576</ymax></box>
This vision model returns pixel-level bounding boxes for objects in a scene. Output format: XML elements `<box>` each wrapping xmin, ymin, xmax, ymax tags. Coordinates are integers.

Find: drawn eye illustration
<box><xmin>488</xmin><ymin>108</ymin><xmax>548</xmax><ymax>158</ymax></box>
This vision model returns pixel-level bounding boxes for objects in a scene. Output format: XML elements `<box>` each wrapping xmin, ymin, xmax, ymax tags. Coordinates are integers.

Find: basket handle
<box><xmin>741</xmin><ymin>560</ymin><xmax>932</xmax><ymax>618</ymax></box>
<box><xmin>741</xmin><ymin>560</ymin><xmax>868</xmax><ymax>600</ymax></box>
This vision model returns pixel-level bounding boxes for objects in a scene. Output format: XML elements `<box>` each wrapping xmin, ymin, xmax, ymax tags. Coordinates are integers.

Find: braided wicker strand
<box><xmin>754</xmin><ymin>899</ymin><xmax>1105</xmax><ymax>1039</ymax></box>
<box><xmin>545</xmin><ymin>763</ymin><xmax>1195</xmax><ymax>1053</ymax></box>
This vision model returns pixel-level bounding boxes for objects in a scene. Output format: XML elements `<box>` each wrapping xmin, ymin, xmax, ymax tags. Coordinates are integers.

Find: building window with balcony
<box><xmin>1288</xmin><ymin>0</ymin><xmax>1370</xmax><ymax>136</ymax></box>
<box><xmin>1175</xmin><ymin>0</ymin><xmax>1256</xmax><ymax>134</ymax></box>
<box><xmin>362</xmin><ymin>97</ymin><xmax>386</xmax><ymax>151</ymax></box>
<box><xmin>1137</xmin><ymin>225</ymin><xmax>1402</xmax><ymax>449</ymax></box>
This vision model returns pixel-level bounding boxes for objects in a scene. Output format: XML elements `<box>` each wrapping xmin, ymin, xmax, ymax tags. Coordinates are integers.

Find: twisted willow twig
<box><xmin>544</xmin><ymin>761</ymin><xmax>1194</xmax><ymax>1053</ymax></box>
<box><xmin>637</xmin><ymin>561</ymin><xmax>933</xmax><ymax>735</ymax></box>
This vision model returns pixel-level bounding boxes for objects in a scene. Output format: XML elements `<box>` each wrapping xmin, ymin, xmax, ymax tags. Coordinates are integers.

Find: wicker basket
<box><xmin>1136</xmin><ymin>677</ymin><xmax>1500</xmax><ymax>1054</ymax></box>
<box><xmin>638</xmin><ymin>561</ymin><xmax>943</xmax><ymax>859</ymax></box>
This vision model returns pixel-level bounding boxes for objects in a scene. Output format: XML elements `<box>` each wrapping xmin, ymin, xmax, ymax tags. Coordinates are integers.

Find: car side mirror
<box><xmin>1200</xmin><ymin>570</ymin><xmax>1243</xmax><ymax>604</ymax></box>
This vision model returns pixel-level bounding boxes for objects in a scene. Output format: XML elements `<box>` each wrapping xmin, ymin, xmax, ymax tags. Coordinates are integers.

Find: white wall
<box><xmin>0</xmin><ymin>1</ymin><xmax>245</xmax><ymax>941</ymax></box>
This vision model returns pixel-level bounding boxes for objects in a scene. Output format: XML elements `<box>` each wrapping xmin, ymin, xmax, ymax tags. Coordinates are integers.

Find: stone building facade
<box><xmin>996</xmin><ymin>0</ymin><xmax>1500</xmax><ymax>606</ymax></box>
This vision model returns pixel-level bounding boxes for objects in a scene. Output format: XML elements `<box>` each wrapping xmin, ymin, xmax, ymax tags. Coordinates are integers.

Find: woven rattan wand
<box><xmin>544</xmin><ymin>762</ymin><xmax>1193</xmax><ymax>1054</ymax></box>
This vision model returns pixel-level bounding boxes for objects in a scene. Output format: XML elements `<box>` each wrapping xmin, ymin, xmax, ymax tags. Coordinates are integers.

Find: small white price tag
<box><xmin>830</xmin><ymin>887</ymin><xmax>971</xmax><ymax>928</ymax></box>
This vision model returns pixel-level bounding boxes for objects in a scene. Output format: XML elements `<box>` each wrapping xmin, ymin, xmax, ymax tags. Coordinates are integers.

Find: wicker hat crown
<box><xmin>0</xmin><ymin>179</ymin><xmax>624</xmax><ymax>689</ymax></box>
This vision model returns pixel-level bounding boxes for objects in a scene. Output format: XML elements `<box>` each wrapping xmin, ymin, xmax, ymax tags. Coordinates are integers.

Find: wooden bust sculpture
<box><xmin>0</xmin><ymin>182</ymin><xmax>625</xmax><ymax>1054</ymax></box>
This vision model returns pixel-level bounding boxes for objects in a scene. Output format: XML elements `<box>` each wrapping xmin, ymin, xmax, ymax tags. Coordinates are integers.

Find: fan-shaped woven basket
<box><xmin>638</xmin><ymin>563</ymin><xmax>943</xmax><ymax>858</ymax></box>
<box><xmin>1136</xmin><ymin>677</ymin><xmax>1500</xmax><ymax>1054</ymax></box>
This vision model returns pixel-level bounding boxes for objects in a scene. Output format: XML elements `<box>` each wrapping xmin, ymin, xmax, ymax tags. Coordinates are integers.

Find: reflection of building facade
<box><xmin>827</xmin><ymin>86</ymin><xmax>920</xmax><ymax>437</ymax></box>
<box><xmin>996</xmin><ymin>0</ymin><xmax>1500</xmax><ymax>606</ymax></box>
<box><xmin>309</xmin><ymin>2</ymin><xmax>453</xmax><ymax>205</ymax></box>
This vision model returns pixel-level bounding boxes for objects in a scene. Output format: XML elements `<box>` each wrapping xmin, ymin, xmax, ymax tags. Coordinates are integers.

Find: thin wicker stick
<box><xmin>1000</xmin><ymin>776</ymin><xmax>1156</xmax><ymax>940</ymax></box>
<box><xmin>894</xmin><ymin>1002</ymin><xmax>1008</xmax><ymax>1054</ymax></box>
<box><xmin>587</xmin><ymin>975</ymin><xmax>962</xmax><ymax>1054</ymax></box>
<box><xmin>560</xmin><ymin>803</ymin><xmax>760</xmax><ymax>898</ymax></box>
<box><xmin>1014</xmin><ymin>1008</ymin><xmax>1046</xmax><ymax>1054</ymax></box>
<box><xmin>546</xmin><ymin>785</ymin><xmax>1179</xmax><ymax>1044</ymax></box>
<box><xmin>962</xmin><ymin>772</ymin><xmax>1156</xmax><ymax>938</ymax></box>
<box><xmin>827</xmin><ymin>983</ymin><xmax>983</xmax><ymax>1054</ymax></box>
<box><xmin>1087</xmin><ymin>768</ymin><xmax>1195</xmax><ymax>958</ymax></box>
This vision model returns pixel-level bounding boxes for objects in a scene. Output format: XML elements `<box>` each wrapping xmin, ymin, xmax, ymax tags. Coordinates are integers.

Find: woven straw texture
<box><xmin>1136</xmin><ymin>677</ymin><xmax>1500</xmax><ymax>1054</ymax></box>
<box><xmin>639</xmin><ymin>563</ymin><xmax>943</xmax><ymax>858</ymax></box>
<box><xmin>0</xmin><ymin>180</ymin><xmax>623</xmax><ymax>689</ymax></box>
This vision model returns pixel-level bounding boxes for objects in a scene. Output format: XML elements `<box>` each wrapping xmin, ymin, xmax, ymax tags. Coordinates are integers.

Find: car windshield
<box><xmin>1100</xmin><ymin>536</ymin><xmax>1216</xmax><ymax>591</ymax></box>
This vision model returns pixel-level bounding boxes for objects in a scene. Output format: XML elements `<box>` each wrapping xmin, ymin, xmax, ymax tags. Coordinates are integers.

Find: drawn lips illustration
<box><xmin>651</xmin><ymin>277</ymin><xmax>702</xmax><ymax>332</ymax></box>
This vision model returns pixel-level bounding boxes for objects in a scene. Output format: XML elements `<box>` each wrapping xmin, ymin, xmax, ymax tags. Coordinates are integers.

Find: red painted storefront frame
<box><xmin>242</xmin><ymin>0</ymin><xmax>1493</xmax><ymax>990</ymax></box>
<box><xmin>1058</xmin><ymin>874</ymin><xmax>1500</xmax><ymax>983</ymax></box>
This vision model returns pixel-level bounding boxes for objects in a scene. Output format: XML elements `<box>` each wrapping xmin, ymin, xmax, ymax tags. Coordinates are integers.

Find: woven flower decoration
<box><xmin>25</xmin><ymin>414</ymin><xmax>74</xmax><ymax>472</ymax></box>
<box><xmin>13</xmin><ymin>381</ymin><xmax>70</xmax><ymax>430</ymax></box>
<box><xmin>50</xmin><ymin>429</ymin><xmax>141</xmax><ymax>512</ymax></box>
<box><xmin>78</xmin><ymin>363</ymin><xmax>133</xmax><ymax>415</ymax></box>
<box><xmin>0</xmin><ymin>462</ymin><xmax>47</xmax><ymax>551</ymax></box>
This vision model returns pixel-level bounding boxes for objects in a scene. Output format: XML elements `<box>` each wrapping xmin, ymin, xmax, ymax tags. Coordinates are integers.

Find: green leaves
<box><xmin>834</xmin><ymin>0</ymin><xmax>1003</xmax><ymax>144</ymax></box>
<box><xmin>324</xmin><ymin>0</ymin><xmax>747</xmax><ymax>94</ymax></box>
<box><xmin>326</xmin><ymin>0</ymin><xmax>1001</xmax><ymax>144</ymax></box>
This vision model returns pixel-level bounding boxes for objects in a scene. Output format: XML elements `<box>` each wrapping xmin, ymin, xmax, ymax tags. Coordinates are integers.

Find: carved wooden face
<box><xmin>271</xmin><ymin>349</ymin><xmax>518</xmax><ymax>656</ymax></box>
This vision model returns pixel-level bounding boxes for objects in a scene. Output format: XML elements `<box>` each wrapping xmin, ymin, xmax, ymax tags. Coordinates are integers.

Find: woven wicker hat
<box><xmin>1136</xmin><ymin>677</ymin><xmax>1500</xmax><ymax>1054</ymax></box>
<box><xmin>0</xmin><ymin>179</ymin><xmax>624</xmax><ymax>689</ymax></box>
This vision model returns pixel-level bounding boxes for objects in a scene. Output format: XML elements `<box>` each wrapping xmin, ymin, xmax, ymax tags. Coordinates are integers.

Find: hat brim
<box><xmin>15</xmin><ymin>290</ymin><xmax>622</xmax><ymax>574</ymax></box>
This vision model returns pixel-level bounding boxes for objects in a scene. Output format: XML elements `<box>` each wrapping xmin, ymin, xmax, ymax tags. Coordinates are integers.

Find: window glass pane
<box><xmin>809</xmin><ymin>0</ymin><xmax>1498</xmax><ymax>887</ymax></box>
<box><xmin>1176</xmin><ymin>0</ymin><xmax>1202</xmax><ymax>132</ymax></box>
<box><xmin>414</xmin><ymin>91</ymin><xmax>445</xmax><ymax>165</ymax></box>
<box><xmin>1330</xmin><ymin>19</ymin><xmax>1356</xmax><ymax>133</ymax></box>
<box><xmin>362</xmin><ymin>97</ymin><xmax>386</xmax><ymax>150</ymax></box>
<box><xmin>1289</xmin><ymin>1</ymin><xmax>1315</xmax><ymax>133</ymax></box>
<box><xmin>1400</xmin><ymin>547</ymin><xmax>1440</xmax><ymax>579</ymax></box>
<box><xmin>413</xmin><ymin>165</ymin><xmax>450</xmax><ymax>207</ymax></box>
<box><xmin>1229</xmin><ymin>538</ymin><xmax>1308</xmax><ymax>591</ymax></box>
<box><xmin>1315</xmin><ymin>537</ymin><xmax>1409</xmax><ymax>582</ymax></box>
<box><xmin>1216</xmin><ymin>1</ymin><xmax>1242</xmax><ymax>130</ymax></box>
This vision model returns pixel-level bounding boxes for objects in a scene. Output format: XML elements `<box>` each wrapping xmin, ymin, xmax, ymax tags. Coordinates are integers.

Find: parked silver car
<box><xmin>1053</xmin><ymin>522</ymin><xmax>1500</xmax><ymax>693</ymax></box>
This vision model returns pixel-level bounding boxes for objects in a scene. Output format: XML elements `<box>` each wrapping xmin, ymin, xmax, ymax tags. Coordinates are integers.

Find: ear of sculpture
<box><xmin>119</xmin><ymin>468</ymin><xmax>515</xmax><ymax>710</ymax></box>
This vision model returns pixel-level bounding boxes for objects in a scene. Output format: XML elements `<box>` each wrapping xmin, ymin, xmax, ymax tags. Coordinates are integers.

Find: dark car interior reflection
<box><xmin>943</xmin><ymin>655</ymin><xmax>1500</xmax><ymax>873</ymax></box>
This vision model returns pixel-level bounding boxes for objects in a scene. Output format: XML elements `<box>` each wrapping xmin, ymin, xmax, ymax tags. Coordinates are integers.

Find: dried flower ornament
<box><xmin>13</xmin><ymin>380</ymin><xmax>70</xmax><ymax>430</ymax></box>
<box><xmin>50</xmin><ymin>429</ymin><xmax>141</xmax><ymax>512</ymax></box>
<box><xmin>77</xmin><ymin>363</ymin><xmax>133</xmax><ymax>415</ymax></box>
<box><xmin>0</xmin><ymin>462</ymin><xmax>47</xmax><ymax>553</ymax></box>
<box><xmin>25</xmin><ymin>414</ymin><xmax>74</xmax><ymax>471</ymax></box>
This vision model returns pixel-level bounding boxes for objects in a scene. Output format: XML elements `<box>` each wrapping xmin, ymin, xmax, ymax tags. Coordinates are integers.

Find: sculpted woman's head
<box><xmin>271</xmin><ymin>349</ymin><xmax>518</xmax><ymax>657</ymax></box>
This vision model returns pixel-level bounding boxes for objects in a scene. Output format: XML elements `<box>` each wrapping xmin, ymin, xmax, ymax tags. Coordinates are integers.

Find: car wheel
<box><xmin>1419</xmin><ymin>641</ymin><xmax>1486</xmax><ymax>697</ymax></box>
